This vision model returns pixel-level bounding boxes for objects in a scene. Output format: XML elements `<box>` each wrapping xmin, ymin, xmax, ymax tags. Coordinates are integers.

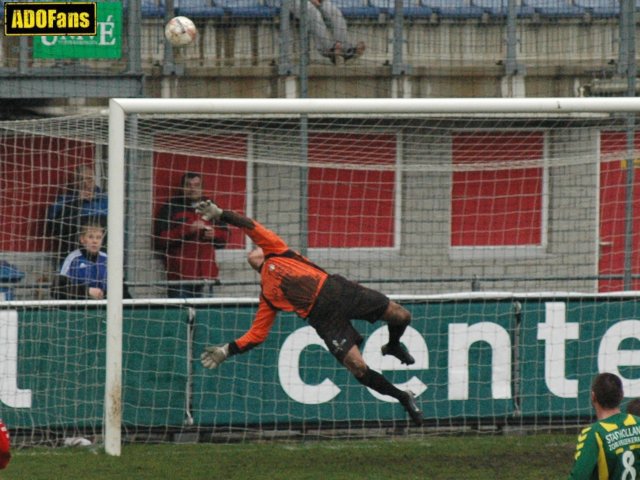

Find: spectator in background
<box><xmin>50</xmin><ymin>220</ymin><xmax>131</xmax><ymax>300</ymax></box>
<box><xmin>50</xmin><ymin>220</ymin><xmax>108</xmax><ymax>300</ymax></box>
<box><xmin>153</xmin><ymin>172</ymin><xmax>229</xmax><ymax>298</ymax></box>
<box><xmin>290</xmin><ymin>0</ymin><xmax>365</xmax><ymax>64</ymax></box>
<box><xmin>46</xmin><ymin>164</ymin><xmax>108</xmax><ymax>267</ymax></box>
<box><xmin>627</xmin><ymin>398</ymin><xmax>640</xmax><ymax>416</ymax></box>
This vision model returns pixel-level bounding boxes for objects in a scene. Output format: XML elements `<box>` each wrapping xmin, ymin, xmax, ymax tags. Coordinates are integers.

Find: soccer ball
<box><xmin>164</xmin><ymin>16</ymin><xmax>197</xmax><ymax>47</ymax></box>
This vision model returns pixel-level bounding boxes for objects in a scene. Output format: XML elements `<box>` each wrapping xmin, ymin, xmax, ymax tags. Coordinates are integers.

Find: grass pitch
<box><xmin>4</xmin><ymin>434</ymin><xmax>576</xmax><ymax>479</ymax></box>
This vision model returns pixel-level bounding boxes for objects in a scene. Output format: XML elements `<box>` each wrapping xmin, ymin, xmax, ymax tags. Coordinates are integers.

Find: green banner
<box><xmin>519</xmin><ymin>298</ymin><xmax>640</xmax><ymax>417</ymax></box>
<box><xmin>3</xmin><ymin>298</ymin><xmax>640</xmax><ymax>429</ymax></box>
<box><xmin>3</xmin><ymin>306</ymin><xmax>189</xmax><ymax>428</ymax></box>
<box><xmin>32</xmin><ymin>2</ymin><xmax>121</xmax><ymax>59</ymax></box>
<box><xmin>191</xmin><ymin>300</ymin><xmax>517</xmax><ymax>424</ymax></box>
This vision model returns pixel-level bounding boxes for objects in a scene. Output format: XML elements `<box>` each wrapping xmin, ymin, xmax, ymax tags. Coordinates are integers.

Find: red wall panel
<box><xmin>307</xmin><ymin>133</ymin><xmax>396</xmax><ymax>248</ymax></box>
<box><xmin>0</xmin><ymin>136</ymin><xmax>95</xmax><ymax>252</ymax></box>
<box><xmin>451</xmin><ymin>132</ymin><xmax>544</xmax><ymax>247</ymax></box>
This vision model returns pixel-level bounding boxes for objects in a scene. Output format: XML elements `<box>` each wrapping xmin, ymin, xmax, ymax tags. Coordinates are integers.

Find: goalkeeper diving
<box><xmin>196</xmin><ymin>201</ymin><xmax>423</xmax><ymax>426</ymax></box>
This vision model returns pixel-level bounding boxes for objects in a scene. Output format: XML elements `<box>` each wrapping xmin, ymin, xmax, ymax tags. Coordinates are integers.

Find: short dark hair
<box><xmin>592</xmin><ymin>373</ymin><xmax>623</xmax><ymax>409</ymax></box>
<box><xmin>627</xmin><ymin>398</ymin><xmax>640</xmax><ymax>416</ymax></box>
<box><xmin>180</xmin><ymin>172</ymin><xmax>200</xmax><ymax>187</ymax></box>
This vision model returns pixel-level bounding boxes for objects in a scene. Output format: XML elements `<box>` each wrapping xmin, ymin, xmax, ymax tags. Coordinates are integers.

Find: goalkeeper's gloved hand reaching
<box><xmin>201</xmin><ymin>343</ymin><xmax>230</xmax><ymax>369</ymax></box>
<box><xmin>196</xmin><ymin>200</ymin><xmax>223</xmax><ymax>222</ymax></box>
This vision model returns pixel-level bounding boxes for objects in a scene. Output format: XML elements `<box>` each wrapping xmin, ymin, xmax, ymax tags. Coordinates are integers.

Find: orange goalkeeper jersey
<box><xmin>231</xmin><ymin>216</ymin><xmax>329</xmax><ymax>352</ymax></box>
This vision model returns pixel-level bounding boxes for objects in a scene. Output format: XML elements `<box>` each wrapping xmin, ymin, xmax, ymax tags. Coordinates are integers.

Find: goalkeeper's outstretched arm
<box><xmin>195</xmin><ymin>201</ymin><xmax>288</xmax><ymax>255</ymax></box>
<box><xmin>196</xmin><ymin>201</ymin><xmax>283</xmax><ymax>370</ymax></box>
<box><xmin>200</xmin><ymin>295</ymin><xmax>278</xmax><ymax>369</ymax></box>
<box><xmin>196</xmin><ymin>200</ymin><xmax>251</xmax><ymax>228</ymax></box>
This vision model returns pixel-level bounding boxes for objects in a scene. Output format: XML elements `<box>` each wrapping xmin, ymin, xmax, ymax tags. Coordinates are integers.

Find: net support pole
<box><xmin>298</xmin><ymin>0</ymin><xmax>309</xmax><ymax>253</ymax></box>
<box><xmin>622</xmin><ymin>0</ymin><xmax>637</xmax><ymax>289</ymax></box>
<box><xmin>105</xmin><ymin>99</ymin><xmax>125</xmax><ymax>456</ymax></box>
<box><xmin>391</xmin><ymin>0</ymin><xmax>411</xmax><ymax>98</ymax></box>
<box><xmin>298</xmin><ymin>0</ymin><xmax>309</xmax><ymax>99</ymax></box>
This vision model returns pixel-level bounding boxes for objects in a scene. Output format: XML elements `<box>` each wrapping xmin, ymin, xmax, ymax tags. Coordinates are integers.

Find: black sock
<box><xmin>356</xmin><ymin>367</ymin><xmax>404</xmax><ymax>400</ymax></box>
<box><xmin>388</xmin><ymin>324</ymin><xmax>407</xmax><ymax>345</ymax></box>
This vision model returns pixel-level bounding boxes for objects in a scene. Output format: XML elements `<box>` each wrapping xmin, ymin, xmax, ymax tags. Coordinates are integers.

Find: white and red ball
<box><xmin>164</xmin><ymin>16</ymin><xmax>197</xmax><ymax>47</ymax></box>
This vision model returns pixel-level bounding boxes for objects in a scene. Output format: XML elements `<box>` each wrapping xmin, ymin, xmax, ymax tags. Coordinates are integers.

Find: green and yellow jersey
<box><xmin>569</xmin><ymin>413</ymin><xmax>640</xmax><ymax>479</ymax></box>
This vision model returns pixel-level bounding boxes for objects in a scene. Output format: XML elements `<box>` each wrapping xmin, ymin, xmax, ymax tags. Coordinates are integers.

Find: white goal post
<box><xmin>104</xmin><ymin>97</ymin><xmax>640</xmax><ymax>456</ymax></box>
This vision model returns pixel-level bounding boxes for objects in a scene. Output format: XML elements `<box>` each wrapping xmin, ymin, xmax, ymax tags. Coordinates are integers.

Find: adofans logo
<box><xmin>4</xmin><ymin>2</ymin><xmax>96</xmax><ymax>36</ymax></box>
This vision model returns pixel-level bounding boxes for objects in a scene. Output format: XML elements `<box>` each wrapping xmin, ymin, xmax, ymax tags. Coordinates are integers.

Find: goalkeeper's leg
<box><xmin>344</xmin><ymin>346</ymin><xmax>422</xmax><ymax>426</ymax></box>
<box><xmin>381</xmin><ymin>301</ymin><xmax>415</xmax><ymax>365</ymax></box>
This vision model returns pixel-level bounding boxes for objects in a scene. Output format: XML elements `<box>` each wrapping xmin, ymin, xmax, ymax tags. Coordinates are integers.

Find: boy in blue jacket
<box><xmin>51</xmin><ymin>221</ymin><xmax>107</xmax><ymax>300</ymax></box>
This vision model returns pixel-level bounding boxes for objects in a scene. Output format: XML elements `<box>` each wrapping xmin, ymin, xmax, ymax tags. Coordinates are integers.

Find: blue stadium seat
<box><xmin>332</xmin><ymin>0</ymin><xmax>380</xmax><ymax>18</ymax></box>
<box><xmin>216</xmin><ymin>0</ymin><xmax>279</xmax><ymax>18</ymax></box>
<box><xmin>573</xmin><ymin>0</ymin><xmax>619</xmax><ymax>18</ymax></box>
<box><xmin>471</xmin><ymin>0</ymin><xmax>535</xmax><ymax>18</ymax></box>
<box><xmin>522</xmin><ymin>0</ymin><xmax>585</xmax><ymax>18</ymax></box>
<box><xmin>175</xmin><ymin>0</ymin><xmax>224</xmax><ymax>18</ymax></box>
<box><xmin>369</xmin><ymin>0</ymin><xmax>433</xmax><ymax>18</ymax></box>
<box><xmin>422</xmin><ymin>0</ymin><xmax>485</xmax><ymax>19</ymax></box>
<box><xmin>142</xmin><ymin>0</ymin><xmax>166</xmax><ymax>18</ymax></box>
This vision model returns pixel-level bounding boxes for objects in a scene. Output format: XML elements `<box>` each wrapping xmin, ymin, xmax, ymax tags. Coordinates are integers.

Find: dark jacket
<box><xmin>51</xmin><ymin>247</ymin><xmax>107</xmax><ymax>299</ymax></box>
<box><xmin>50</xmin><ymin>247</ymin><xmax>132</xmax><ymax>300</ymax></box>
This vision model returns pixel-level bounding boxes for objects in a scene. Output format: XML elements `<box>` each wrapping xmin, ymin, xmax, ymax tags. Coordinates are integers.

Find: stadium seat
<box><xmin>471</xmin><ymin>0</ymin><xmax>535</xmax><ymax>18</ymax></box>
<box><xmin>331</xmin><ymin>0</ymin><xmax>380</xmax><ymax>19</ymax></box>
<box><xmin>175</xmin><ymin>0</ymin><xmax>225</xmax><ymax>18</ymax></box>
<box><xmin>421</xmin><ymin>0</ymin><xmax>485</xmax><ymax>19</ymax></box>
<box><xmin>141</xmin><ymin>0</ymin><xmax>166</xmax><ymax>18</ymax></box>
<box><xmin>369</xmin><ymin>0</ymin><xmax>433</xmax><ymax>18</ymax></box>
<box><xmin>215</xmin><ymin>0</ymin><xmax>279</xmax><ymax>18</ymax></box>
<box><xmin>573</xmin><ymin>0</ymin><xmax>620</xmax><ymax>18</ymax></box>
<box><xmin>522</xmin><ymin>0</ymin><xmax>586</xmax><ymax>18</ymax></box>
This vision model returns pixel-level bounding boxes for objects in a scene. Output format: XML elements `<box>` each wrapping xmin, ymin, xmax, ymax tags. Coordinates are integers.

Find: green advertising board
<box><xmin>191</xmin><ymin>300</ymin><xmax>518</xmax><ymax>425</ymax></box>
<box><xmin>3</xmin><ymin>297</ymin><xmax>640</xmax><ymax>429</ymax></box>
<box><xmin>32</xmin><ymin>2</ymin><xmax>122</xmax><ymax>59</ymax></box>
<box><xmin>2</xmin><ymin>306</ymin><xmax>190</xmax><ymax>428</ymax></box>
<box><xmin>519</xmin><ymin>298</ymin><xmax>640</xmax><ymax>418</ymax></box>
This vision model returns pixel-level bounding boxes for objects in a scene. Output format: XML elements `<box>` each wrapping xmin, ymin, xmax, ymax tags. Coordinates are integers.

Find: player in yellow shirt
<box><xmin>568</xmin><ymin>372</ymin><xmax>640</xmax><ymax>479</ymax></box>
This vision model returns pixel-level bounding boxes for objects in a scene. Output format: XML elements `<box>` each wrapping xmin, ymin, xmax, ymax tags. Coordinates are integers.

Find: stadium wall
<box><xmin>0</xmin><ymin>118</ymin><xmax>609</xmax><ymax>299</ymax></box>
<box><xmin>0</xmin><ymin>15</ymin><xmax>627</xmax><ymax>99</ymax></box>
<box><xmin>122</xmin><ymin>122</ymin><xmax>601</xmax><ymax>299</ymax></box>
<box><xmin>140</xmin><ymin>16</ymin><xmax>624</xmax><ymax>98</ymax></box>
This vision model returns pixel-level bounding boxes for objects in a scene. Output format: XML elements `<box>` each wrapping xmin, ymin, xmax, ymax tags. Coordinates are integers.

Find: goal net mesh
<box><xmin>1</xmin><ymin>110</ymin><xmax>639</xmax><ymax>445</ymax></box>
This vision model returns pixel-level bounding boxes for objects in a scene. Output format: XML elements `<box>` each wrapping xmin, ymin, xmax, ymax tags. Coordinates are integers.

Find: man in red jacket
<box><xmin>154</xmin><ymin>172</ymin><xmax>229</xmax><ymax>298</ymax></box>
<box><xmin>197</xmin><ymin>201</ymin><xmax>423</xmax><ymax>426</ymax></box>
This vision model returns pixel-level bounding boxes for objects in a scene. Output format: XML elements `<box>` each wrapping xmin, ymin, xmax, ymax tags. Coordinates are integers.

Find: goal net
<box><xmin>2</xmin><ymin>98</ymin><xmax>640</xmax><ymax>453</ymax></box>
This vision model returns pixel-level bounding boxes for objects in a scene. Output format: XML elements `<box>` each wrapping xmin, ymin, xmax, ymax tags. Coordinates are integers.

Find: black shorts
<box><xmin>306</xmin><ymin>274</ymin><xmax>390</xmax><ymax>362</ymax></box>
